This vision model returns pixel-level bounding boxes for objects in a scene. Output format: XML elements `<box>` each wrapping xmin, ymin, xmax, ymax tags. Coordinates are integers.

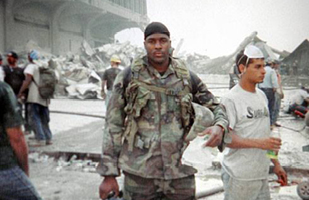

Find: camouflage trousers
<box><xmin>123</xmin><ymin>172</ymin><xmax>196</xmax><ymax>200</ymax></box>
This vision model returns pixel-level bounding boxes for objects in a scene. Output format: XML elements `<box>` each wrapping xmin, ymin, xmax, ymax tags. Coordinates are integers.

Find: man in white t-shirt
<box><xmin>18</xmin><ymin>50</ymin><xmax>52</xmax><ymax>147</ymax></box>
<box><xmin>220</xmin><ymin>45</ymin><xmax>287</xmax><ymax>200</ymax></box>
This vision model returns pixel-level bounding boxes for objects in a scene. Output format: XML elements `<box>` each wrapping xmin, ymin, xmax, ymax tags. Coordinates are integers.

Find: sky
<box><xmin>116</xmin><ymin>0</ymin><xmax>309</xmax><ymax>58</ymax></box>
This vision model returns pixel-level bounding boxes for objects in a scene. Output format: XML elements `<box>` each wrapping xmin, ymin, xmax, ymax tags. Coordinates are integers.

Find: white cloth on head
<box><xmin>244</xmin><ymin>45</ymin><xmax>264</xmax><ymax>58</ymax></box>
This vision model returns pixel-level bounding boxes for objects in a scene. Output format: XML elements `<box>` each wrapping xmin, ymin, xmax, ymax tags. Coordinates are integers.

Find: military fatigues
<box><xmin>97</xmin><ymin>56</ymin><xmax>228</xmax><ymax>199</ymax></box>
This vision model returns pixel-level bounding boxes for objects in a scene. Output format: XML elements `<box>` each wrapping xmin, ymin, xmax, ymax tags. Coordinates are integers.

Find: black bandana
<box><xmin>144</xmin><ymin>22</ymin><xmax>170</xmax><ymax>40</ymax></box>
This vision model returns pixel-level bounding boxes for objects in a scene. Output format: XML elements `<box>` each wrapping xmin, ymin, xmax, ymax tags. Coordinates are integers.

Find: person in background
<box><xmin>287</xmin><ymin>86</ymin><xmax>309</xmax><ymax>118</ymax></box>
<box><xmin>258</xmin><ymin>58</ymin><xmax>279</xmax><ymax>128</ymax></box>
<box><xmin>220</xmin><ymin>45</ymin><xmax>287</xmax><ymax>200</ymax></box>
<box><xmin>101</xmin><ymin>55</ymin><xmax>122</xmax><ymax>108</ymax></box>
<box><xmin>0</xmin><ymin>81</ymin><xmax>42</xmax><ymax>200</ymax></box>
<box><xmin>18</xmin><ymin>50</ymin><xmax>53</xmax><ymax>147</ymax></box>
<box><xmin>2</xmin><ymin>51</ymin><xmax>25</xmax><ymax>98</ymax></box>
<box><xmin>0</xmin><ymin>54</ymin><xmax>4</xmax><ymax>81</ymax></box>
<box><xmin>272</xmin><ymin>60</ymin><xmax>284</xmax><ymax>127</ymax></box>
<box><xmin>2</xmin><ymin>51</ymin><xmax>31</xmax><ymax>134</ymax></box>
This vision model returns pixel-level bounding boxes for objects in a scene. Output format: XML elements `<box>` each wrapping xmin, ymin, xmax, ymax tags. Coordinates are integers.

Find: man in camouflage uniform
<box><xmin>97</xmin><ymin>22</ymin><xmax>228</xmax><ymax>200</ymax></box>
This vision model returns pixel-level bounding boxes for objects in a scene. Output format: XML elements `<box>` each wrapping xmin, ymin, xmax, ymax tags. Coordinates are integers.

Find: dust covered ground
<box><xmin>27</xmin><ymin>74</ymin><xmax>309</xmax><ymax>200</ymax></box>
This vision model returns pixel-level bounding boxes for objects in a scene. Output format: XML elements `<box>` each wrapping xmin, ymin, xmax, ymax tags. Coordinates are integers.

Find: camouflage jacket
<box><xmin>96</xmin><ymin>56</ymin><xmax>228</xmax><ymax>179</ymax></box>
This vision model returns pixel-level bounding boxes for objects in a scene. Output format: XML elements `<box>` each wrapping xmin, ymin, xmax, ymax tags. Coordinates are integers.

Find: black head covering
<box><xmin>144</xmin><ymin>22</ymin><xmax>170</xmax><ymax>40</ymax></box>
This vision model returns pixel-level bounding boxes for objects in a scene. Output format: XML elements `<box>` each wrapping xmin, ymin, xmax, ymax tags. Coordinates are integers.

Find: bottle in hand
<box><xmin>266</xmin><ymin>129</ymin><xmax>281</xmax><ymax>159</ymax></box>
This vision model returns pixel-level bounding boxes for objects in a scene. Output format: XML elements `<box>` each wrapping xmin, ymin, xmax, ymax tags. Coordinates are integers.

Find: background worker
<box><xmin>272</xmin><ymin>59</ymin><xmax>284</xmax><ymax>127</ymax></box>
<box><xmin>258</xmin><ymin>58</ymin><xmax>279</xmax><ymax>128</ymax></box>
<box><xmin>287</xmin><ymin>86</ymin><xmax>309</xmax><ymax>117</ymax></box>
<box><xmin>2</xmin><ymin>51</ymin><xmax>31</xmax><ymax>134</ymax></box>
<box><xmin>0</xmin><ymin>54</ymin><xmax>4</xmax><ymax>81</ymax></box>
<box><xmin>101</xmin><ymin>54</ymin><xmax>122</xmax><ymax>108</ymax></box>
<box><xmin>18</xmin><ymin>50</ymin><xmax>53</xmax><ymax>147</ymax></box>
<box><xmin>2</xmin><ymin>51</ymin><xmax>25</xmax><ymax>97</ymax></box>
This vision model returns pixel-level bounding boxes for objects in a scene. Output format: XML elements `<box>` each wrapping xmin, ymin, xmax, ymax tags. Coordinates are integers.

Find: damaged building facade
<box><xmin>0</xmin><ymin>0</ymin><xmax>148</xmax><ymax>55</ymax></box>
<box><xmin>281</xmin><ymin>39</ymin><xmax>309</xmax><ymax>76</ymax></box>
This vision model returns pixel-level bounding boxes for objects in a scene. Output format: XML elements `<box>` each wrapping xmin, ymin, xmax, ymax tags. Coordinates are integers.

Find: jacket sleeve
<box><xmin>96</xmin><ymin>70</ymin><xmax>127</xmax><ymax>176</ymax></box>
<box><xmin>190</xmin><ymin>71</ymin><xmax>229</xmax><ymax>134</ymax></box>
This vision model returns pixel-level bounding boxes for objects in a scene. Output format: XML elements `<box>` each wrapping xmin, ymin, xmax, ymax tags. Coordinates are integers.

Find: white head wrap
<box><xmin>244</xmin><ymin>45</ymin><xmax>264</xmax><ymax>58</ymax></box>
<box><xmin>238</xmin><ymin>45</ymin><xmax>264</xmax><ymax>67</ymax></box>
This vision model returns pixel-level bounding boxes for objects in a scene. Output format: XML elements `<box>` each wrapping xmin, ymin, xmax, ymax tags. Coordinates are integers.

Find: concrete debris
<box><xmin>14</xmin><ymin>40</ymin><xmax>146</xmax><ymax>99</ymax></box>
<box><xmin>29</xmin><ymin>152</ymin><xmax>51</xmax><ymax>163</ymax></box>
<box><xmin>55</xmin><ymin>155</ymin><xmax>98</xmax><ymax>173</ymax></box>
<box><xmin>13</xmin><ymin>33</ymin><xmax>294</xmax><ymax>98</ymax></box>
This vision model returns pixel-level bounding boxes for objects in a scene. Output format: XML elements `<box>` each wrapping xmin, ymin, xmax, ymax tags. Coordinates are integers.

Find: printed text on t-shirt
<box><xmin>246</xmin><ymin>107</ymin><xmax>269</xmax><ymax>119</ymax></box>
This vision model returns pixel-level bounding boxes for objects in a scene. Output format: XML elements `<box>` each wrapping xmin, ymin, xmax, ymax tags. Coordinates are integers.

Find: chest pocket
<box><xmin>124</xmin><ymin>85</ymin><xmax>155</xmax><ymax>118</ymax></box>
<box><xmin>166</xmin><ymin>89</ymin><xmax>182</xmax><ymax>113</ymax></box>
<box><xmin>133</xmin><ymin>86</ymin><xmax>153</xmax><ymax>118</ymax></box>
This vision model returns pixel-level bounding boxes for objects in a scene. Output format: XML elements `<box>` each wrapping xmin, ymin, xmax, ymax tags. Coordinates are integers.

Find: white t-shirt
<box><xmin>221</xmin><ymin>84</ymin><xmax>271</xmax><ymax>180</ymax></box>
<box><xmin>0</xmin><ymin>66</ymin><xmax>4</xmax><ymax>81</ymax></box>
<box><xmin>24</xmin><ymin>63</ymin><xmax>49</xmax><ymax>107</ymax></box>
<box><xmin>291</xmin><ymin>89</ymin><xmax>309</xmax><ymax>105</ymax></box>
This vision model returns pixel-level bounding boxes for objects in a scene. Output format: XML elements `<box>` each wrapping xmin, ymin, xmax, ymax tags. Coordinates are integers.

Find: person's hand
<box><xmin>260</xmin><ymin>137</ymin><xmax>281</xmax><ymax>152</ymax></box>
<box><xmin>198</xmin><ymin>125</ymin><xmax>224</xmax><ymax>147</ymax></box>
<box><xmin>273</xmin><ymin>163</ymin><xmax>288</xmax><ymax>186</ymax></box>
<box><xmin>99</xmin><ymin>176</ymin><xmax>119</xmax><ymax>199</ymax></box>
<box><xmin>17</xmin><ymin>94</ymin><xmax>26</xmax><ymax>104</ymax></box>
<box><xmin>17</xmin><ymin>92</ymin><xmax>24</xmax><ymax>99</ymax></box>
<box><xmin>101</xmin><ymin>90</ymin><xmax>106</xmax><ymax>100</ymax></box>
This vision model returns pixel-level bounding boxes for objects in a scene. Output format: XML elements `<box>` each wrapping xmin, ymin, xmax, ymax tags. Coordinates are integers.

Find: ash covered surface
<box><xmin>27</xmin><ymin>74</ymin><xmax>308</xmax><ymax>200</ymax></box>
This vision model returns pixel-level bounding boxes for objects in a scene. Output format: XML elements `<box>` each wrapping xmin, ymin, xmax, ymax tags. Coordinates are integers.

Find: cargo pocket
<box><xmin>133</xmin><ymin>86</ymin><xmax>152</xmax><ymax>118</ymax></box>
<box><xmin>124</xmin><ymin>86</ymin><xmax>154</xmax><ymax>151</ymax></box>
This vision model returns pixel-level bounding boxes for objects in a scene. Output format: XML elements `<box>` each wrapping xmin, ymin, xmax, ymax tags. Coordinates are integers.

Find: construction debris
<box><xmin>14</xmin><ymin>33</ymin><xmax>305</xmax><ymax>99</ymax></box>
<box><xmin>14</xmin><ymin>40</ymin><xmax>145</xmax><ymax>99</ymax></box>
<box><xmin>55</xmin><ymin>155</ymin><xmax>98</xmax><ymax>173</ymax></box>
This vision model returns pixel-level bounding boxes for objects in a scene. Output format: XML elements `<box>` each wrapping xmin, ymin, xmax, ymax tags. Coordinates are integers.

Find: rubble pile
<box><xmin>56</xmin><ymin>155</ymin><xmax>98</xmax><ymax>173</ymax></box>
<box><xmin>29</xmin><ymin>152</ymin><xmax>98</xmax><ymax>173</ymax></box>
<box><xmin>29</xmin><ymin>152</ymin><xmax>51</xmax><ymax>163</ymax></box>
<box><xmin>57</xmin><ymin>41</ymin><xmax>145</xmax><ymax>99</ymax></box>
<box><xmin>91</xmin><ymin>41</ymin><xmax>145</xmax><ymax>68</ymax></box>
<box><xmin>16</xmin><ymin>40</ymin><xmax>145</xmax><ymax>99</ymax></box>
<box><xmin>14</xmin><ymin>40</ymin><xmax>237</xmax><ymax>99</ymax></box>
